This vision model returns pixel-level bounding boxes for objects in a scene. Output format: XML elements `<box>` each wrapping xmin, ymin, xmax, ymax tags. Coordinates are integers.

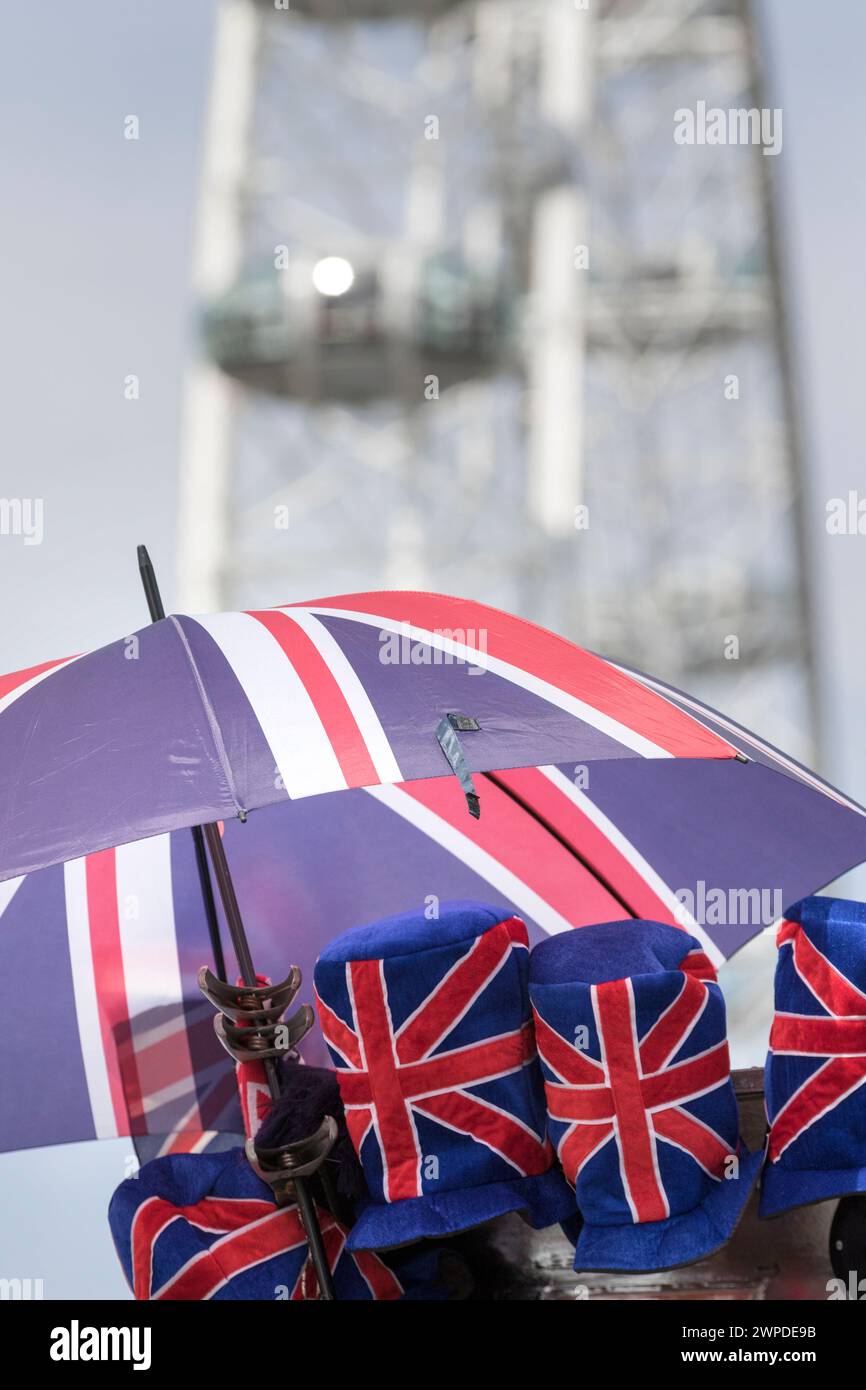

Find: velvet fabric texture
<box><xmin>761</xmin><ymin>895</ymin><xmax>866</xmax><ymax>1217</ymax></box>
<box><xmin>109</xmin><ymin>1146</ymin><xmax>447</xmax><ymax>1300</ymax></box>
<box><xmin>314</xmin><ymin>900</ymin><xmax>574</xmax><ymax>1250</ymax></box>
<box><xmin>529</xmin><ymin>919</ymin><xmax>760</xmax><ymax>1272</ymax></box>
<box><xmin>111</xmin><ymin>1148</ymin><xmax>389</xmax><ymax>1299</ymax></box>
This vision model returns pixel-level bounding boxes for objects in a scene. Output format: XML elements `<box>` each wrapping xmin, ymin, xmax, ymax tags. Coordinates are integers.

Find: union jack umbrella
<box><xmin>529</xmin><ymin>919</ymin><xmax>763</xmax><ymax>1271</ymax></box>
<box><xmin>2</xmin><ymin>589</ymin><xmax>866</xmax><ymax>1162</ymax></box>
<box><xmin>761</xmin><ymin>895</ymin><xmax>866</xmax><ymax>1216</ymax></box>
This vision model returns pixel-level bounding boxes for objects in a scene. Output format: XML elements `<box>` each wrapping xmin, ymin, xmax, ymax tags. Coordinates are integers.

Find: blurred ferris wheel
<box><xmin>178</xmin><ymin>0</ymin><xmax>815</xmax><ymax>763</ymax></box>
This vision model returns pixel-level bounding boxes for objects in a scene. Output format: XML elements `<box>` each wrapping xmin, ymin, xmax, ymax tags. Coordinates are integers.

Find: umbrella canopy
<box><xmin>2</xmin><ymin>590</ymin><xmax>866</xmax><ymax>1157</ymax></box>
<box><xmin>1</xmin><ymin>591</ymin><xmax>865</xmax><ymax>951</ymax></box>
<box><xmin>0</xmin><ymin>590</ymin><xmax>739</xmax><ymax>881</ymax></box>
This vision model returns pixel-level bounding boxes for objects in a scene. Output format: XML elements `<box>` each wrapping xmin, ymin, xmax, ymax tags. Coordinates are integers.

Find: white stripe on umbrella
<box><xmin>64</xmin><ymin>857</ymin><xmax>119</xmax><ymax>1141</ymax></box>
<box><xmin>155</xmin><ymin>1075</ymin><xmax>229</xmax><ymax>1156</ymax></box>
<box><xmin>292</xmin><ymin>605</ymin><xmax>674</xmax><ymax>760</ymax></box>
<box><xmin>115</xmin><ymin>835</ymin><xmax>192</xmax><ymax>1020</ymax></box>
<box><xmin>156</xmin><ymin>1129</ymin><xmax>220</xmax><ymax>1159</ymax></box>
<box><xmin>0</xmin><ymin>875</ymin><xmax>24</xmax><ymax>917</ymax></box>
<box><xmin>276</xmin><ymin>608</ymin><xmax>403</xmax><ymax>784</ymax></box>
<box><xmin>139</xmin><ymin>1076</ymin><xmax>202</xmax><ymax>1114</ymax></box>
<box><xmin>613</xmin><ymin>661</ymin><xmax>866</xmax><ymax>819</ymax></box>
<box><xmin>187</xmin><ymin>1130</ymin><xmax>219</xmax><ymax>1154</ymax></box>
<box><xmin>193</xmin><ymin>611</ymin><xmax>347</xmax><ymax>798</ymax></box>
<box><xmin>364</xmin><ymin>783</ymin><xmax>575</xmax><ymax>937</ymax></box>
<box><xmin>128</xmin><ymin>1012</ymin><xmax>197</xmax><ymax>1054</ymax></box>
<box><xmin>538</xmin><ymin>765</ymin><xmax>724</xmax><ymax>967</ymax></box>
<box><xmin>0</xmin><ymin>654</ymin><xmax>82</xmax><ymax>718</ymax></box>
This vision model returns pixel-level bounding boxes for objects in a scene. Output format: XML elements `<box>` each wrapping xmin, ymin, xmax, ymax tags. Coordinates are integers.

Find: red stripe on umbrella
<box><xmin>290</xmin><ymin>590</ymin><xmax>737</xmax><ymax>760</ymax></box>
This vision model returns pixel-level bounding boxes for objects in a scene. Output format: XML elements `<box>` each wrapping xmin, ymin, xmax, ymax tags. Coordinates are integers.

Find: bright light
<box><xmin>312</xmin><ymin>257</ymin><xmax>355</xmax><ymax>297</ymax></box>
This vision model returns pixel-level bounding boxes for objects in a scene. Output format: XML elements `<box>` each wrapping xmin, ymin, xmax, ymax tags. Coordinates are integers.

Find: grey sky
<box><xmin>761</xmin><ymin>1</ymin><xmax>866</xmax><ymax>805</ymax></box>
<box><xmin>0</xmin><ymin>0</ymin><xmax>865</xmax><ymax>1299</ymax></box>
<box><xmin>0</xmin><ymin>0</ymin><xmax>218</xmax><ymax>1301</ymax></box>
<box><xmin>0</xmin><ymin>1</ymin><xmax>218</xmax><ymax>671</ymax></box>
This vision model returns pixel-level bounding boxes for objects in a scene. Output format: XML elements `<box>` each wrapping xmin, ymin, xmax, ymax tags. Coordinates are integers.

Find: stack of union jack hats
<box><xmin>313</xmin><ymin>902</ymin><xmax>765</xmax><ymax>1270</ymax></box>
<box><xmin>111</xmin><ymin>893</ymin><xmax>866</xmax><ymax>1294</ymax></box>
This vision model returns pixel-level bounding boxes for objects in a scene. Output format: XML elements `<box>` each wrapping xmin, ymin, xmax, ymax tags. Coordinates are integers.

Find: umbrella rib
<box><xmin>483</xmin><ymin>771</ymin><xmax>638</xmax><ymax>923</ymax></box>
<box><xmin>167</xmin><ymin>616</ymin><xmax>245</xmax><ymax>818</ymax></box>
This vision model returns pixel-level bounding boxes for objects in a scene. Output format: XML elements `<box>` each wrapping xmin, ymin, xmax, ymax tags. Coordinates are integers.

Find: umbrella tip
<box><xmin>137</xmin><ymin>543</ymin><xmax>151</xmax><ymax>569</ymax></box>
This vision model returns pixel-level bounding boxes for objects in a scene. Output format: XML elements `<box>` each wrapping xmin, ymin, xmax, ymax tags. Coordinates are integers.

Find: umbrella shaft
<box><xmin>137</xmin><ymin>545</ymin><xmax>228</xmax><ymax>980</ymax></box>
<box><xmin>295</xmin><ymin>1176</ymin><xmax>336</xmax><ymax>1301</ymax></box>
<box><xmin>192</xmin><ymin>825</ymin><xmax>227</xmax><ymax>981</ymax></box>
<box><xmin>201</xmin><ymin>820</ymin><xmax>338</xmax><ymax>1300</ymax></box>
<box><xmin>202</xmin><ymin>821</ymin><xmax>258</xmax><ymax>985</ymax></box>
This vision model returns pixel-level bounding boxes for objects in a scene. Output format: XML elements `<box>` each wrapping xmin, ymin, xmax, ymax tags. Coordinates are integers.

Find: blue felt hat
<box><xmin>529</xmin><ymin>920</ymin><xmax>762</xmax><ymax>1272</ymax></box>
<box><xmin>761</xmin><ymin>896</ymin><xmax>866</xmax><ymax>1218</ymax></box>
<box><xmin>313</xmin><ymin>901</ymin><xmax>575</xmax><ymax>1250</ymax></box>
<box><xmin>109</xmin><ymin>1147</ymin><xmax>439</xmax><ymax>1300</ymax></box>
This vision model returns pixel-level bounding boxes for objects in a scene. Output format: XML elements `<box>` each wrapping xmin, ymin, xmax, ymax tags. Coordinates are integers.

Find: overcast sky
<box><xmin>0</xmin><ymin>0</ymin><xmax>218</xmax><ymax>1300</ymax></box>
<box><xmin>0</xmin><ymin>1</ymin><xmax>218</xmax><ymax>675</ymax></box>
<box><xmin>0</xmin><ymin>0</ymin><xmax>865</xmax><ymax>1299</ymax></box>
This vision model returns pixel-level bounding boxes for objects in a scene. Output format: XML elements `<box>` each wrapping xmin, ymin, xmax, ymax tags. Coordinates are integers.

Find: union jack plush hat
<box><xmin>108</xmin><ymin>1147</ymin><xmax>435</xmax><ymax>1300</ymax></box>
<box><xmin>529</xmin><ymin>919</ymin><xmax>762</xmax><ymax>1272</ymax></box>
<box><xmin>761</xmin><ymin>896</ymin><xmax>866</xmax><ymax>1218</ymax></box>
<box><xmin>313</xmin><ymin>901</ymin><xmax>575</xmax><ymax>1250</ymax></box>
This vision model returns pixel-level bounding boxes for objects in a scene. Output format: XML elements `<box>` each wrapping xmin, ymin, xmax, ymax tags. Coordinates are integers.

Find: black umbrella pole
<box><xmin>201</xmin><ymin>822</ymin><xmax>337</xmax><ymax>1301</ymax></box>
<box><xmin>202</xmin><ymin>822</ymin><xmax>259</xmax><ymax>985</ymax></box>
<box><xmin>191</xmin><ymin>826</ymin><xmax>227</xmax><ymax>982</ymax></box>
<box><xmin>137</xmin><ymin>544</ymin><xmax>227</xmax><ymax>981</ymax></box>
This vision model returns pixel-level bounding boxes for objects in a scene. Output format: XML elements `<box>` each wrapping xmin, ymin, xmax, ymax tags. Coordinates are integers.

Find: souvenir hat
<box><xmin>761</xmin><ymin>896</ymin><xmax>866</xmax><ymax>1217</ymax></box>
<box><xmin>314</xmin><ymin>900</ymin><xmax>575</xmax><ymax>1250</ymax></box>
<box><xmin>109</xmin><ymin>1147</ymin><xmax>410</xmax><ymax>1300</ymax></box>
<box><xmin>529</xmin><ymin>919</ymin><xmax>762</xmax><ymax>1271</ymax></box>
